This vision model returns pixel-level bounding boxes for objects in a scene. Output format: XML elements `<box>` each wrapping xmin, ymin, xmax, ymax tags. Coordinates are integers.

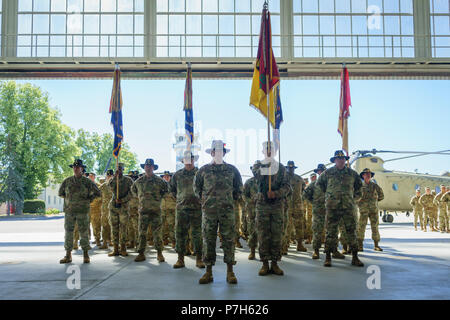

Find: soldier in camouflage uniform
<box><xmin>161</xmin><ymin>171</ymin><xmax>176</xmax><ymax>248</ymax></box>
<box><xmin>170</xmin><ymin>151</ymin><xmax>205</xmax><ymax>269</ymax></box>
<box><xmin>303</xmin><ymin>164</ymin><xmax>343</xmax><ymax>260</ymax></box>
<box><xmin>285</xmin><ymin>161</ymin><xmax>307</xmax><ymax>252</ymax></box>
<box><xmin>240</xmin><ymin>194</ymin><xmax>249</xmax><ymax>241</ymax></box>
<box><xmin>88</xmin><ymin>172</ymin><xmax>103</xmax><ymax>247</ymax></box>
<box><xmin>441</xmin><ymin>190</ymin><xmax>450</xmax><ymax>233</ymax></box>
<box><xmin>59</xmin><ymin>159</ymin><xmax>101</xmax><ymax>264</ymax></box>
<box><xmin>316</xmin><ymin>150</ymin><xmax>364</xmax><ymax>268</ymax></box>
<box><xmin>194</xmin><ymin>140</ymin><xmax>243</xmax><ymax>284</ymax></box>
<box><xmin>419</xmin><ymin>187</ymin><xmax>437</xmax><ymax>232</ymax></box>
<box><xmin>126</xmin><ymin>171</ymin><xmax>140</xmax><ymax>250</ymax></box>
<box><xmin>410</xmin><ymin>189</ymin><xmax>424</xmax><ymax>231</ymax></box>
<box><xmin>431</xmin><ymin>190</ymin><xmax>439</xmax><ymax>230</ymax></box>
<box><xmin>303</xmin><ymin>177</ymin><xmax>313</xmax><ymax>245</ymax></box>
<box><xmin>357</xmin><ymin>168</ymin><xmax>385</xmax><ymax>252</ymax></box>
<box><xmin>108</xmin><ymin>163</ymin><xmax>134</xmax><ymax>257</ymax></box>
<box><xmin>243</xmin><ymin>171</ymin><xmax>258</xmax><ymax>260</ymax></box>
<box><xmin>99</xmin><ymin>170</ymin><xmax>113</xmax><ymax>249</ymax></box>
<box><xmin>133</xmin><ymin>159</ymin><xmax>168</xmax><ymax>263</ymax></box>
<box><xmin>434</xmin><ymin>185</ymin><xmax>448</xmax><ymax>233</ymax></box>
<box><xmin>252</xmin><ymin>142</ymin><xmax>291</xmax><ymax>276</ymax></box>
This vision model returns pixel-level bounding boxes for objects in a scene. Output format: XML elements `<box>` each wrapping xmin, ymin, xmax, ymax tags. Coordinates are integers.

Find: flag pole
<box><xmin>115</xmin><ymin>63</ymin><xmax>120</xmax><ymax>201</ymax></box>
<box><xmin>343</xmin><ymin>63</ymin><xmax>350</xmax><ymax>168</ymax></box>
<box><xmin>263</xmin><ymin>1</ymin><xmax>272</xmax><ymax>192</ymax></box>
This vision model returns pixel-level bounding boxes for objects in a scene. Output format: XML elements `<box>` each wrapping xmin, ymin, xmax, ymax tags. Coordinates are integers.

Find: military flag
<box><xmin>273</xmin><ymin>84</ymin><xmax>283</xmax><ymax>153</ymax></box>
<box><xmin>338</xmin><ymin>65</ymin><xmax>351</xmax><ymax>156</ymax></box>
<box><xmin>109</xmin><ymin>64</ymin><xmax>123</xmax><ymax>159</ymax></box>
<box><xmin>249</xmin><ymin>2</ymin><xmax>280</xmax><ymax>129</ymax></box>
<box><xmin>184</xmin><ymin>63</ymin><xmax>194</xmax><ymax>151</ymax></box>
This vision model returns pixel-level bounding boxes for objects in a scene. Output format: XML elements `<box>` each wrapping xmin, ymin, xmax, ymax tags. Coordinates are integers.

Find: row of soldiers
<box><xmin>58</xmin><ymin>141</ymin><xmax>389</xmax><ymax>284</ymax></box>
<box><xmin>410</xmin><ymin>186</ymin><xmax>450</xmax><ymax>232</ymax></box>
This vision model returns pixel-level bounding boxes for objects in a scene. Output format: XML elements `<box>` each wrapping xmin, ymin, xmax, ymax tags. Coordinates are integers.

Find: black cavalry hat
<box><xmin>314</xmin><ymin>163</ymin><xmax>327</xmax><ymax>173</ymax></box>
<box><xmin>359</xmin><ymin>168</ymin><xmax>375</xmax><ymax>179</ymax></box>
<box><xmin>330</xmin><ymin>150</ymin><xmax>350</xmax><ymax>162</ymax></box>
<box><xmin>286</xmin><ymin>161</ymin><xmax>297</xmax><ymax>169</ymax></box>
<box><xmin>69</xmin><ymin>159</ymin><xmax>86</xmax><ymax>169</ymax></box>
<box><xmin>141</xmin><ymin>158</ymin><xmax>159</xmax><ymax>170</ymax></box>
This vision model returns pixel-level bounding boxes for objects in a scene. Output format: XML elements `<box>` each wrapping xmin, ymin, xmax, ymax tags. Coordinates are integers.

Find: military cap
<box><xmin>69</xmin><ymin>159</ymin><xmax>86</xmax><ymax>168</ymax></box>
<box><xmin>310</xmin><ymin>173</ymin><xmax>317</xmax><ymax>178</ymax></box>
<box><xmin>330</xmin><ymin>150</ymin><xmax>350</xmax><ymax>162</ymax></box>
<box><xmin>106</xmin><ymin>169</ymin><xmax>114</xmax><ymax>176</ymax></box>
<box><xmin>205</xmin><ymin>140</ymin><xmax>230</xmax><ymax>154</ymax></box>
<box><xmin>163</xmin><ymin>170</ymin><xmax>172</xmax><ymax>176</ymax></box>
<box><xmin>360</xmin><ymin>168</ymin><xmax>375</xmax><ymax>179</ymax></box>
<box><xmin>181</xmin><ymin>150</ymin><xmax>199</xmax><ymax>163</ymax></box>
<box><xmin>286</xmin><ymin>161</ymin><xmax>297</xmax><ymax>169</ymax></box>
<box><xmin>89</xmin><ymin>172</ymin><xmax>96</xmax><ymax>176</ymax></box>
<box><xmin>314</xmin><ymin>163</ymin><xmax>327</xmax><ymax>173</ymax></box>
<box><xmin>141</xmin><ymin>158</ymin><xmax>159</xmax><ymax>170</ymax></box>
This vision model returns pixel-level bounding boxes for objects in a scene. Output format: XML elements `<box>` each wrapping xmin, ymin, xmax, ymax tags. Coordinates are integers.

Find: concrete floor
<box><xmin>0</xmin><ymin>214</ymin><xmax>449</xmax><ymax>300</ymax></box>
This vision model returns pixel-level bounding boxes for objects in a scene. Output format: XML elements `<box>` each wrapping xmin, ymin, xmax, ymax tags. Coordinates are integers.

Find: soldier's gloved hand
<box><xmin>267</xmin><ymin>191</ymin><xmax>276</xmax><ymax>199</ymax></box>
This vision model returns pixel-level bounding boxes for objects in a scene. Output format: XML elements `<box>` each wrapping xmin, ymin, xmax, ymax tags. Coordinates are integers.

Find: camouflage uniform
<box><xmin>90</xmin><ymin>184</ymin><xmax>103</xmax><ymax>245</ymax></box>
<box><xmin>99</xmin><ymin>181</ymin><xmax>113</xmax><ymax>245</ymax></box>
<box><xmin>357</xmin><ymin>181</ymin><xmax>384</xmax><ymax>243</ymax></box>
<box><xmin>131</xmin><ymin>174</ymin><xmax>168</xmax><ymax>253</ymax></box>
<box><xmin>161</xmin><ymin>190</ymin><xmax>177</xmax><ymax>245</ymax></box>
<box><xmin>304</xmin><ymin>199</ymin><xmax>313</xmax><ymax>242</ymax></box>
<box><xmin>434</xmin><ymin>191</ymin><xmax>448</xmax><ymax>232</ymax></box>
<box><xmin>59</xmin><ymin>175</ymin><xmax>101</xmax><ymax>251</ymax></box>
<box><xmin>243</xmin><ymin>177</ymin><xmax>258</xmax><ymax>250</ymax></box>
<box><xmin>127</xmin><ymin>193</ymin><xmax>139</xmax><ymax>246</ymax></box>
<box><xmin>252</xmin><ymin>161</ymin><xmax>291</xmax><ymax>262</ymax></box>
<box><xmin>303</xmin><ymin>179</ymin><xmax>326</xmax><ymax>251</ymax></box>
<box><xmin>441</xmin><ymin>191</ymin><xmax>450</xmax><ymax>231</ymax></box>
<box><xmin>193</xmin><ymin>162</ymin><xmax>243</xmax><ymax>266</ymax></box>
<box><xmin>170</xmin><ymin>167</ymin><xmax>203</xmax><ymax>255</ymax></box>
<box><xmin>234</xmin><ymin>197</ymin><xmax>243</xmax><ymax>242</ymax></box>
<box><xmin>286</xmin><ymin>172</ymin><xmax>306</xmax><ymax>248</ymax></box>
<box><xmin>317</xmin><ymin>166</ymin><xmax>362</xmax><ymax>254</ymax></box>
<box><xmin>410</xmin><ymin>195</ymin><xmax>423</xmax><ymax>229</ymax></box>
<box><xmin>419</xmin><ymin>193</ymin><xmax>436</xmax><ymax>230</ymax></box>
<box><xmin>108</xmin><ymin>175</ymin><xmax>134</xmax><ymax>246</ymax></box>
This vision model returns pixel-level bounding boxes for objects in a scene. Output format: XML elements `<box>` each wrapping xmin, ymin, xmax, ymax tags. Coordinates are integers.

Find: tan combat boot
<box><xmin>270</xmin><ymin>261</ymin><xmax>284</xmax><ymax>276</ymax></box>
<box><xmin>296</xmin><ymin>241</ymin><xmax>307</xmax><ymax>252</ymax></box>
<box><xmin>351</xmin><ymin>251</ymin><xmax>364</xmax><ymax>267</ymax></box>
<box><xmin>374</xmin><ymin>241</ymin><xmax>383</xmax><ymax>252</ymax></box>
<box><xmin>108</xmin><ymin>244</ymin><xmax>120</xmax><ymax>257</ymax></box>
<box><xmin>235</xmin><ymin>239</ymin><xmax>243</xmax><ymax>248</ymax></box>
<box><xmin>196</xmin><ymin>254</ymin><xmax>205</xmax><ymax>269</ymax></box>
<box><xmin>157</xmin><ymin>250</ymin><xmax>165</xmax><ymax>262</ymax></box>
<box><xmin>258</xmin><ymin>260</ymin><xmax>270</xmax><ymax>276</ymax></box>
<box><xmin>199</xmin><ymin>265</ymin><xmax>214</xmax><ymax>284</ymax></box>
<box><xmin>312</xmin><ymin>249</ymin><xmax>320</xmax><ymax>259</ymax></box>
<box><xmin>73</xmin><ymin>241</ymin><xmax>79</xmax><ymax>250</ymax></box>
<box><xmin>120</xmin><ymin>243</ymin><xmax>128</xmax><ymax>256</ymax></box>
<box><xmin>332</xmin><ymin>249</ymin><xmax>345</xmax><ymax>259</ymax></box>
<box><xmin>83</xmin><ymin>250</ymin><xmax>90</xmax><ymax>263</ymax></box>
<box><xmin>59</xmin><ymin>250</ymin><xmax>72</xmax><ymax>264</ymax></box>
<box><xmin>173</xmin><ymin>253</ymin><xmax>185</xmax><ymax>269</ymax></box>
<box><xmin>248</xmin><ymin>247</ymin><xmax>256</xmax><ymax>260</ymax></box>
<box><xmin>226</xmin><ymin>263</ymin><xmax>237</xmax><ymax>284</ymax></box>
<box><xmin>171</xmin><ymin>240</ymin><xmax>176</xmax><ymax>249</ymax></box>
<box><xmin>323</xmin><ymin>253</ymin><xmax>332</xmax><ymax>267</ymax></box>
<box><xmin>341</xmin><ymin>244</ymin><xmax>351</xmax><ymax>255</ymax></box>
<box><xmin>134</xmin><ymin>251</ymin><xmax>146</xmax><ymax>262</ymax></box>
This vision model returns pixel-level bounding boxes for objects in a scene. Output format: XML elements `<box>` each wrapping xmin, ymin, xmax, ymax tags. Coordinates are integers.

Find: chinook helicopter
<box><xmin>302</xmin><ymin>149</ymin><xmax>450</xmax><ymax>223</ymax></box>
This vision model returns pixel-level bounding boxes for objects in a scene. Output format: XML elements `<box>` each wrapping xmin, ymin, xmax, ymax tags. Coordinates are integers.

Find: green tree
<box><xmin>0</xmin><ymin>81</ymin><xmax>79</xmax><ymax>202</ymax></box>
<box><xmin>74</xmin><ymin>129</ymin><xmax>139</xmax><ymax>175</ymax></box>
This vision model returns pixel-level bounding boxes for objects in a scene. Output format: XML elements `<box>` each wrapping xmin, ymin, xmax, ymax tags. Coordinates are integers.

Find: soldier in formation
<box><xmin>243</xmin><ymin>169</ymin><xmax>258</xmax><ymax>260</ymax></box>
<box><xmin>127</xmin><ymin>170</ymin><xmax>140</xmax><ymax>250</ymax></box>
<box><xmin>410</xmin><ymin>189</ymin><xmax>424</xmax><ymax>231</ymax></box>
<box><xmin>316</xmin><ymin>150</ymin><xmax>364</xmax><ymax>268</ymax></box>
<box><xmin>59</xmin><ymin>159</ymin><xmax>101</xmax><ymax>264</ymax></box>
<box><xmin>419</xmin><ymin>187</ymin><xmax>437</xmax><ymax>232</ymax></box>
<box><xmin>132</xmin><ymin>159</ymin><xmax>168</xmax><ymax>263</ymax></box>
<box><xmin>434</xmin><ymin>185</ymin><xmax>448</xmax><ymax>233</ymax></box>
<box><xmin>357</xmin><ymin>168</ymin><xmax>384</xmax><ymax>252</ymax></box>
<box><xmin>161</xmin><ymin>171</ymin><xmax>177</xmax><ymax>248</ymax></box>
<box><xmin>252</xmin><ymin>142</ymin><xmax>291</xmax><ymax>276</ymax></box>
<box><xmin>89</xmin><ymin>172</ymin><xmax>103</xmax><ymax>247</ymax></box>
<box><xmin>108</xmin><ymin>163</ymin><xmax>134</xmax><ymax>257</ymax></box>
<box><xmin>194</xmin><ymin>140</ymin><xmax>243</xmax><ymax>284</ymax></box>
<box><xmin>170</xmin><ymin>151</ymin><xmax>204</xmax><ymax>269</ymax></box>
<box><xmin>99</xmin><ymin>169</ymin><xmax>114</xmax><ymax>249</ymax></box>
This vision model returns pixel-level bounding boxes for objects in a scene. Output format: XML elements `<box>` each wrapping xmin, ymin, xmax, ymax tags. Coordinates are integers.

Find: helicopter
<box><xmin>301</xmin><ymin>149</ymin><xmax>450</xmax><ymax>223</ymax></box>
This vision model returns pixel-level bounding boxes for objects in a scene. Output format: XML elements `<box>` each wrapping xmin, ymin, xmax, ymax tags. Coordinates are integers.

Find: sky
<box><xmin>16</xmin><ymin>78</ymin><xmax>450</xmax><ymax>179</ymax></box>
